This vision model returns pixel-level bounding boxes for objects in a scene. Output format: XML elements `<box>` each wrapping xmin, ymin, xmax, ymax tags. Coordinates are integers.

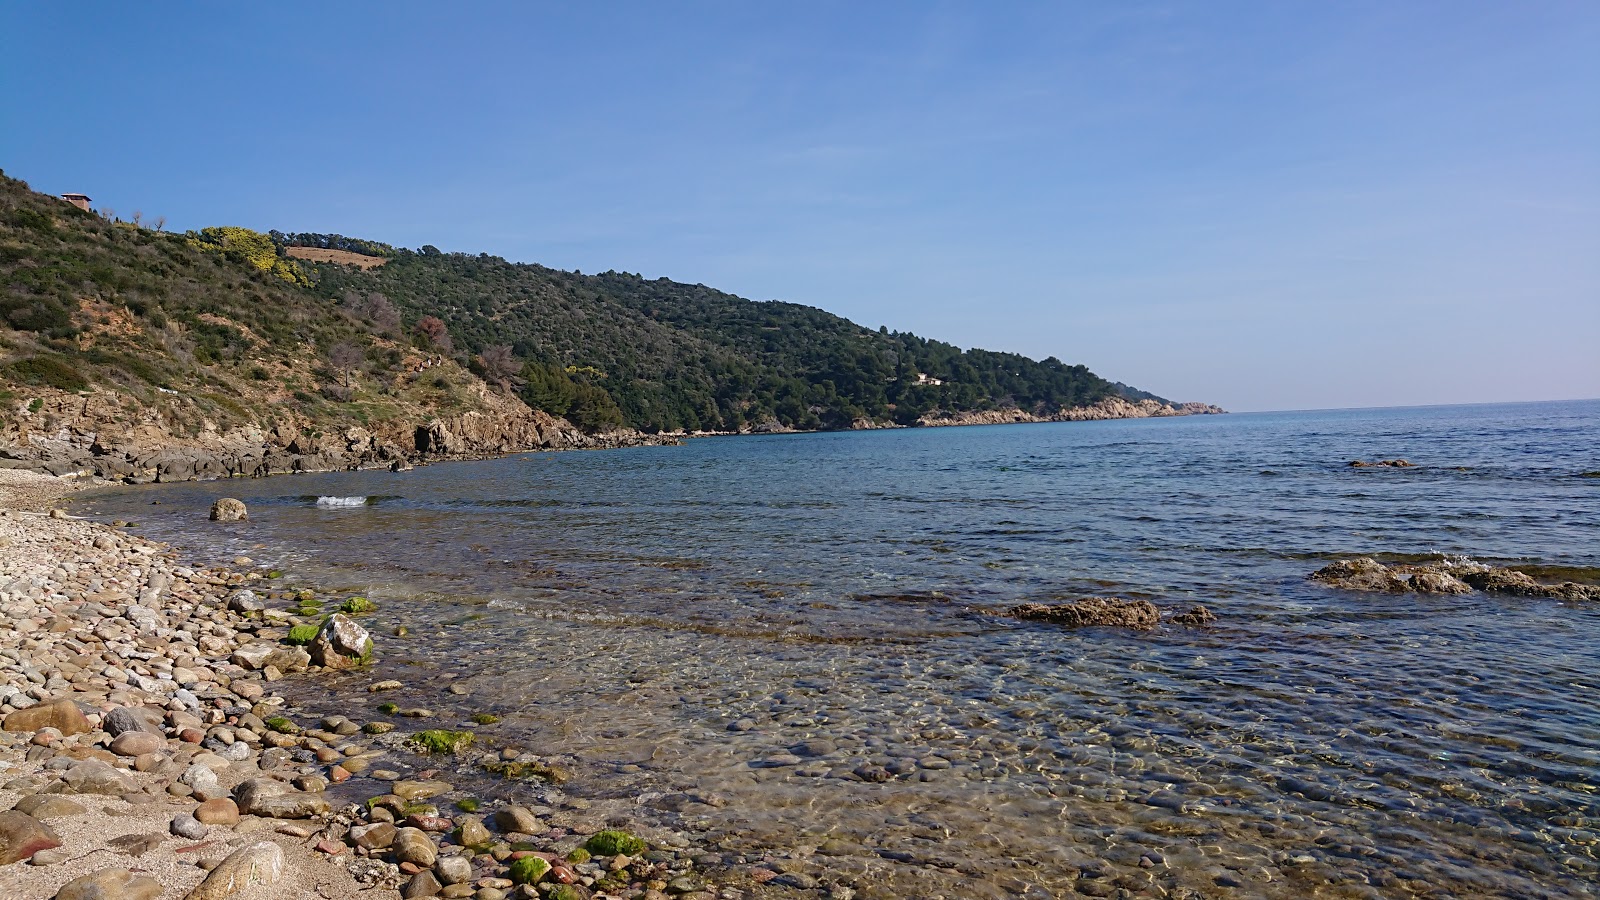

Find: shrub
<box><xmin>3</xmin><ymin>355</ymin><xmax>88</xmax><ymax>391</ymax></box>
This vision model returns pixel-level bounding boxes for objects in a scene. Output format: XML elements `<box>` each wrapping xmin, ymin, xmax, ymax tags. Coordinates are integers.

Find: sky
<box><xmin>3</xmin><ymin>2</ymin><xmax>1596</xmax><ymax>411</ymax></box>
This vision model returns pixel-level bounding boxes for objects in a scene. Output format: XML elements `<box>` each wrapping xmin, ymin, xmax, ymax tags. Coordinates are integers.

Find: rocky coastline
<box><xmin>0</xmin><ymin>470</ymin><xmax>757</xmax><ymax>900</ymax></box>
<box><xmin>0</xmin><ymin>392</ymin><xmax>674</xmax><ymax>484</ymax></box>
<box><xmin>914</xmin><ymin>397</ymin><xmax>1225</xmax><ymax>428</ymax></box>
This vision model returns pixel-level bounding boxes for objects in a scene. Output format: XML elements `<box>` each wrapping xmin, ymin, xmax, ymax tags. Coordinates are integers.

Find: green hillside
<box><xmin>0</xmin><ymin>171</ymin><xmax>514</xmax><ymax>437</ymax></box>
<box><xmin>307</xmin><ymin>243</ymin><xmax>1147</xmax><ymax>433</ymax></box>
<box><xmin>1</xmin><ymin>166</ymin><xmax>1171</xmax><ymax>439</ymax></box>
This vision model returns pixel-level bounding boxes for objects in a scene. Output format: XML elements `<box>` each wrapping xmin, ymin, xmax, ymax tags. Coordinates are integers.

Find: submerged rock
<box><xmin>1349</xmin><ymin>459</ymin><xmax>1415</xmax><ymax>468</ymax></box>
<box><xmin>1008</xmin><ymin>597</ymin><xmax>1161</xmax><ymax>630</ymax></box>
<box><xmin>1169</xmin><ymin>605</ymin><xmax>1218</xmax><ymax>626</ymax></box>
<box><xmin>1462</xmin><ymin>568</ymin><xmax>1600</xmax><ymax>600</ymax></box>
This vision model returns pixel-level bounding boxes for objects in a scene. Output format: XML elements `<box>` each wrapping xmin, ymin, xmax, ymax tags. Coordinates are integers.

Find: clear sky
<box><xmin>3</xmin><ymin>2</ymin><xmax>1596</xmax><ymax>411</ymax></box>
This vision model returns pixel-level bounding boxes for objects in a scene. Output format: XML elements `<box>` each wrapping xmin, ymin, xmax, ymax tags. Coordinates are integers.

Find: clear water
<box><xmin>80</xmin><ymin>401</ymin><xmax>1600</xmax><ymax>898</ymax></box>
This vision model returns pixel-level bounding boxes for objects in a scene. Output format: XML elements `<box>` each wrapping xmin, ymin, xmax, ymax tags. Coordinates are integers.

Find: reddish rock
<box><xmin>178</xmin><ymin>728</ymin><xmax>205</xmax><ymax>743</ymax></box>
<box><xmin>328</xmin><ymin>765</ymin><xmax>352</xmax><ymax>783</ymax></box>
<box><xmin>0</xmin><ymin>810</ymin><xmax>62</xmax><ymax>864</ymax></box>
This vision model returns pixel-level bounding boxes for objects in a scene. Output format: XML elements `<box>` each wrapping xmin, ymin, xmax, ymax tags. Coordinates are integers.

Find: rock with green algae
<box><xmin>263</xmin><ymin>716</ymin><xmax>298</xmax><ymax>734</ymax></box>
<box><xmin>408</xmin><ymin>729</ymin><xmax>475</xmax><ymax>754</ymax></box>
<box><xmin>584</xmin><ymin>829</ymin><xmax>647</xmax><ymax>856</ymax></box>
<box><xmin>470</xmin><ymin>712</ymin><xmax>501</xmax><ymax>724</ymax></box>
<box><xmin>285</xmin><ymin>624</ymin><xmax>319</xmax><ymax>645</ymax></box>
<box><xmin>546</xmin><ymin>886</ymin><xmax>589</xmax><ymax>900</ymax></box>
<box><xmin>565</xmin><ymin>847</ymin><xmax>591</xmax><ymax>865</ymax></box>
<box><xmin>340</xmin><ymin>596</ymin><xmax>378</xmax><ymax>614</ymax></box>
<box><xmin>508</xmin><ymin>855</ymin><xmax>550</xmax><ymax>884</ymax></box>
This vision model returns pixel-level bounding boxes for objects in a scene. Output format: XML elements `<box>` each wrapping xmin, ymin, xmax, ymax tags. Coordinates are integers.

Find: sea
<box><xmin>78</xmin><ymin>400</ymin><xmax>1600</xmax><ymax>898</ymax></box>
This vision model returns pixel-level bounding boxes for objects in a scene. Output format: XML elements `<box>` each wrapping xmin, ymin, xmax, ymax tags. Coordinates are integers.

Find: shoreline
<box><xmin>0</xmin><ymin>470</ymin><xmax>764</xmax><ymax>900</ymax></box>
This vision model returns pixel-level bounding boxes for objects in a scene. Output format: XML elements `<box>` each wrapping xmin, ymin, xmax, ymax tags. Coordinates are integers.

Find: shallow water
<box><xmin>81</xmin><ymin>400</ymin><xmax>1600</xmax><ymax>898</ymax></box>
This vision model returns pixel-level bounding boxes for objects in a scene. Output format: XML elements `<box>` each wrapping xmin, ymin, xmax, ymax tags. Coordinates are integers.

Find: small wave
<box><xmin>316</xmin><ymin>496</ymin><xmax>370</xmax><ymax>508</ymax></box>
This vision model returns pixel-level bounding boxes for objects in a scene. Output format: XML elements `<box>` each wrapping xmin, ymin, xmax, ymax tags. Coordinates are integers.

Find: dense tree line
<box><xmin>310</xmin><ymin>252</ymin><xmax>1149</xmax><ymax>432</ymax></box>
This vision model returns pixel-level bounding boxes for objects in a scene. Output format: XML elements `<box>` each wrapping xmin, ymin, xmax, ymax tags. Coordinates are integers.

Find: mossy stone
<box><xmin>409</xmin><ymin>729</ymin><xmax>475</xmax><ymax>754</ymax></box>
<box><xmin>584</xmin><ymin>829</ymin><xmax>646</xmax><ymax>856</ymax></box>
<box><xmin>285</xmin><ymin>624</ymin><xmax>318</xmax><ymax>645</ymax></box>
<box><xmin>508</xmin><ymin>855</ymin><xmax>550</xmax><ymax>885</ymax></box>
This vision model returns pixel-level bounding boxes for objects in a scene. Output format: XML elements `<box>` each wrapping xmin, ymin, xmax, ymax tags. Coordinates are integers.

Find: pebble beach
<box><xmin>0</xmin><ymin>470</ymin><xmax>752</xmax><ymax>900</ymax></box>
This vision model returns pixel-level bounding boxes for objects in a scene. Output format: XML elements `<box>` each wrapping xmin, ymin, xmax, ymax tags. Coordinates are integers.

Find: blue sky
<box><xmin>3</xmin><ymin>2</ymin><xmax>1596</xmax><ymax>411</ymax></box>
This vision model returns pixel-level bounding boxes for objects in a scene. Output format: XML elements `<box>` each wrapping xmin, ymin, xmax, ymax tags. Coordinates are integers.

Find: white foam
<box><xmin>315</xmin><ymin>496</ymin><xmax>368</xmax><ymax>508</ymax></box>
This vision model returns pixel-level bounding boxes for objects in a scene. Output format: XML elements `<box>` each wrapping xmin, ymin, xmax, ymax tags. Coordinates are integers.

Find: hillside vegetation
<box><xmin>2</xmin><ymin>168</ymin><xmax>1204</xmax><ymax>456</ymax></box>
<box><xmin>0</xmin><ymin>170</ymin><xmax>574</xmax><ymax>472</ymax></box>
<box><xmin>309</xmin><ymin>247</ymin><xmax>1166</xmax><ymax>433</ymax></box>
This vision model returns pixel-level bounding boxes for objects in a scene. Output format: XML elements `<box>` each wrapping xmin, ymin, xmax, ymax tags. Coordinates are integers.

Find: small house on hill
<box><xmin>60</xmin><ymin>193</ymin><xmax>91</xmax><ymax>211</ymax></box>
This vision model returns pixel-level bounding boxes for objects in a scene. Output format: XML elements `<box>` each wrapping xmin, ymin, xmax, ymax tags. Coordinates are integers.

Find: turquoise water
<box><xmin>83</xmin><ymin>401</ymin><xmax>1600</xmax><ymax>898</ymax></box>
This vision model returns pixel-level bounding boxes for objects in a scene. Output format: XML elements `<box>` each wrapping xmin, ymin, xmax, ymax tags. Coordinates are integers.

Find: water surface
<box><xmin>82</xmin><ymin>401</ymin><xmax>1600</xmax><ymax>898</ymax></box>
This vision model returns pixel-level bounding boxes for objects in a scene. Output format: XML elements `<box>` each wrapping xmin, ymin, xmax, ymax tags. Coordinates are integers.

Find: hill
<box><xmin>0</xmin><ymin>169</ymin><xmax>1218</xmax><ymax>479</ymax></box>
<box><xmin>0</xmin><ymin>171</ymin><xmax>642</xmax><ymax>481</ymax></box>
<box><xmin>304</xmin><ymin>242</ymin><xmax>1218</xmax><ymax>434</ymax></box>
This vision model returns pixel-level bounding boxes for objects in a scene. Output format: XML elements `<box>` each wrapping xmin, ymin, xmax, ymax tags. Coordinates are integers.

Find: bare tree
<box><xmin>326</xmin><ymin>341</ymin><xmax>365</xmax><ymax>390</ymax></box>
<box><xmin>153</xmin><ymin>215</ymin><xmax>166</xmax><ymax>232</ymax></box>
<box><xmin>478</xmin><ymin>344</ymin><xmax>520</xmax><ymax>389</ymax></box>
<box><xmin>131</xmin><ymin>210</ymin><xmax>143</xmax><ymax>227</ymax></box>
<box><xmin>415</xmin><ymin>316</ymin><xmax>453</xmax><ymax>353</ymax></box>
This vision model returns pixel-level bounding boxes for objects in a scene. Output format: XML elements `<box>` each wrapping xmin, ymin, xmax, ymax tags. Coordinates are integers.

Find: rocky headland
<box><xmin>0</xmin><ymin>470</ymin><xmax>753</xmax><ymax>900</ymax></box>
<box><xmin>915</xmin><ymin>397</ymin><xmax>1225</xmax><ymax>428</ymax></box>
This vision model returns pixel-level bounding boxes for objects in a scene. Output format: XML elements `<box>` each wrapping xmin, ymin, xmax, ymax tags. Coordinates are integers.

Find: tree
<box><xmin>415</xmin><ymin>315</ymin><xmax>453</xmax><ymax>352</ymax></box>
<box><xmin>326</xmin><ymin>341</ymin><xmax>364</xmax><ymax>390</ymax></box>
<box><xmin>477</xmin><ymin>344</ymin><xmax>519</xmax><ymax>389</ymax></box>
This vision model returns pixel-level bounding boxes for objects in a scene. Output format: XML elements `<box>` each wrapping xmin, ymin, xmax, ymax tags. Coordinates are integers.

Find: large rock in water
<box><xmin>55</xmin><ymin>868</ymin><xmax>164</xmax><ymax>900</ymax></box>
<box><xmin>1409</xmin><ymin>572</ymin><xmax>1472</xmax><ymax>595</ymax></box>
<box><xmin>2</xmin><ymin>697</ymin><xmax>91</xmax><ymax>736</ymax></box>
<box><xmin>0</xmin><ymin>809</ymin><xmax>62</xmax><ymax>864</ymax></box>
<box><xmin>309</xmin><ymin>613</ymin><xmax>372</xmax><ymax>669</ymax></box>
<box><xmin>1008</xmin><ymin>597</ymin><xmax>1160</xmax><ymax>630</ymax></box>
<box><xmin>1308</xmin><ymin>558</ymin><xmax>1411</xmax><ymax>593</ymax></box>
<box><xmin>209</xmin><ymin>497</ymin><xmax>248</xmax><ymax>521</ymax></box>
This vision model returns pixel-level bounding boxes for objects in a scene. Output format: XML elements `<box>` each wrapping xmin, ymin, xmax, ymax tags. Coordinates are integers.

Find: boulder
<box><xmin>233</xmin><ymin>779</ymin><xmax>329</xmax><ymax>818</ymax></box>
<box><xmin>392</xmin><ymin>826</ymin><xmax>437</xmax><ymax>866</ymax></box>
<box><xmin>208</xmin><ymin>498</ymin><xmax>248</xmax><ymax>522</ymax></box>
<box><xmin>100</xmin><ymin>706</ymin><xmax>164</xmax><ymax>738</ymax></box>
<box><xmin>110</xmin><ymin>731</ymin><xmax>164</xmax><ymax>757</ymax></box>
<box><xmin>58</xmin><ymin>759</ymin><xmax>136</xmax><ymax>795</ymax></box>
<box><xmin>1007</xmin><ymin>597</ymin><xmax>1160</xmax><ymax>630</ymax></box>
<box><xmin>54</xmin><ymin>868</ymin><xmax>164</xmax><ymax>900</ymax></box>
<box><xmin>12</xmin><ymin>796</ymin><xmax>87</xmax><ymax>819</ymax></box>
<box><xmin>1308</xmin><ymin>558</ymin><xmax>1410</xmax><ymax>593</ymax></box>
<box><xmin>309</xmin><ymin>613</ymin><xmax>371</xmax><ymax>669</ymax></box>
<box><xmin>3</xmin><ymin>698</ymin><xmax>91</xmax><ymax>736</ymax></box>
<box><xmin>0</xmin><ymin>809</ymin><xmax>62</xmax><ymax>864</ymax></box>
<box><xmin>231</xmin><ymin>644</ymin><xmax>310</xmax><ymax>672</ymax></box>
<box><xmin>184</xmin><ymin>841</ymin><xmax>284</xmax><ymax>900</ymax></box>
<box><xmin>492</xmin><ymin>806</ymin><xmax>541</xmax><ymax>834</ymax></box>
<box><xmin>1409</xmin><ymin>572</ymin><xmax>1472</xmax><ymax>595</ymax></box>
<box><xmin>193</xmin><ymin>798</ymin><xmax>240</xmax><ymax>826</ymax></box>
